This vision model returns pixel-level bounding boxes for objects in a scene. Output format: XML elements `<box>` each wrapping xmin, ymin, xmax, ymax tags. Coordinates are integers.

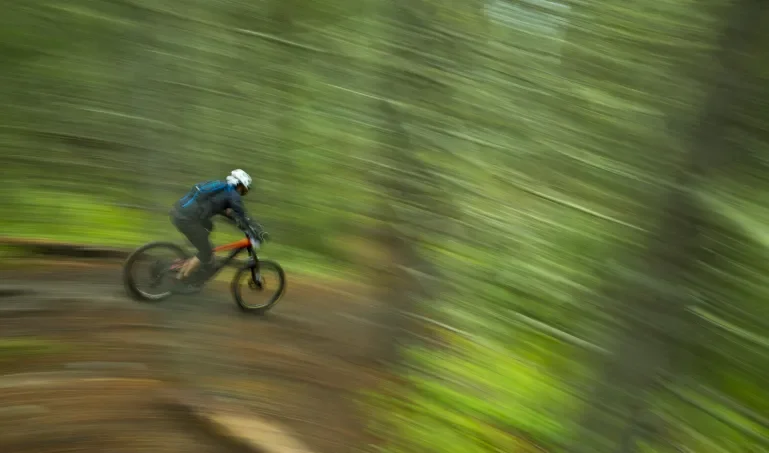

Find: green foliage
<box><xmin>397</xmin><ymin>341</ymin><xmax>574</xmax><ymax>448</ymax></box>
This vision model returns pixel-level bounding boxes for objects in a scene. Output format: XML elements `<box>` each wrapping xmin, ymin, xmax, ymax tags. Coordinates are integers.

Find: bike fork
<box><xmin>248</xmin><ymin>259</ymin><xmax>263</xmax><ymax>290</ymax></box>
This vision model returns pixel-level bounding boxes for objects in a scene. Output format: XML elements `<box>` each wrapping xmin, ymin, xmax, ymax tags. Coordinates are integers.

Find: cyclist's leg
<box><xmin>174</xmin><ymin>220</ymin><xmax>213</xmax><ymax>280</ymax></box>
<box><xmin>170</xmin><ymin>215</ymin><xmax>190</xmax><ymax>276</ymax></box>
<box><xmin>186</xmin><ymin>231</ymin><xmax>214</xmax><ymax>281</ymax></box>
<box><xmin>171</xmin><ymin>215</ymin><xmax>195</xmax><ymax>277</ymax></box>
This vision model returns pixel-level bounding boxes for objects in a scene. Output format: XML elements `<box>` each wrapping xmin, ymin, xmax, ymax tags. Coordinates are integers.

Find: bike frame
<box><xmin>173</xmin><ymin>235</ymin><xmax>260</xmax><ymax>283</ymax></box>
<box><xmin>210</xmin><ymin>236</ymin><xmax>260</xmax><ymax>278</ymax></box>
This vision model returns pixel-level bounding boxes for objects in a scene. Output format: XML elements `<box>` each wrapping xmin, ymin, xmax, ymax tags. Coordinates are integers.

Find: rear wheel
<box><xmin>231</xmin><ymin>260</ymin><xmax>286</xmax><ymax>314</ymax></box>
<box><xmin>123</xmin><ymin>242</ymin><xmax>190</xmax><ymax>301</ymax></box>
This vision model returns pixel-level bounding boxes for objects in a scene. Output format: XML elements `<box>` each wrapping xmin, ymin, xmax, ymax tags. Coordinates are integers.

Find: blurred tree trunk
<box><xmin>369</xmin><ymin>0</ymin><xmax>433</xmax><ymax>363</ymax></box>
<box><xmin>371</xmin><ymin>104</ymin><xmax>420</xmax><ymax>364</ymax></box>
<box><xmin>370</xmin><ymin>0</ymin><xmax>478</xmax><ymax>363</ymax></box>
<box><xmin>570</xmin><ymin>0</ymin><xmax>765</xmax><ymax>451</ymax></box>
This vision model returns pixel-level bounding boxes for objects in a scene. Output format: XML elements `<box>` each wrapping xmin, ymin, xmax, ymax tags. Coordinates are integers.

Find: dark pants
<box><xmin>171</xmin><ymin>214</ymin><xmax>214</xmax><ymax>266</ymax></box>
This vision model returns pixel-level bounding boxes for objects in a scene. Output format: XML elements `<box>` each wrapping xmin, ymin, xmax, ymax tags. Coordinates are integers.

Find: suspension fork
<box><xmin>248</xmin><ymin>249</ymin><xmax>263</xmax><ymax>289</ymax></box>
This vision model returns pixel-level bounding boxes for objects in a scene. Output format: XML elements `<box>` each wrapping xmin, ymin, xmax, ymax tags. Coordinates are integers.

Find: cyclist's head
<box><xmin>226</xmin><ymin>169</ymin><xmax>252</xmax><ymax>195</ymax></box>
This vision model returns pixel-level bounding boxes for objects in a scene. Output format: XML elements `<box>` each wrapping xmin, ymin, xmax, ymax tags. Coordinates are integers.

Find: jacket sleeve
<box><xmin>227</xmin><ymin>191</ymin><xmax>247</xmax><ymax>223</ymax></box>
<box><xmin>228</xmin><ymin>192</ymin><xmax>265</xmax><ymax>233</ymax></box>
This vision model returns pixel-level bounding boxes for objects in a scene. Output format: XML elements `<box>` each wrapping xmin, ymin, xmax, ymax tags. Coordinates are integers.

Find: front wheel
<box><xmin>231</xmin><ymin>260</ymin><xmax>286</xmax><ymax>314</ymax></box>
<box><xmin>123</xmin><ymin>241</ymin><xmax>190</xmax><ymax>302</ymax></box>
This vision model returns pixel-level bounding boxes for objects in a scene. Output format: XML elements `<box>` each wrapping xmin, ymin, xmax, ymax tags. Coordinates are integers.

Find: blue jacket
<box><xmin>172</xmin><ymin>180</ymin><xmax>247</xmax><ymax>228</ymax></box>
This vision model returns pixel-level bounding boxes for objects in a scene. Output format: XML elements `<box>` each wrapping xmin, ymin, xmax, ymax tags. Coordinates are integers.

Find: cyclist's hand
<box><xmin>234</xmin><ymin>217</ymin><xmax>249</xmax><ymax>231</ymax></box>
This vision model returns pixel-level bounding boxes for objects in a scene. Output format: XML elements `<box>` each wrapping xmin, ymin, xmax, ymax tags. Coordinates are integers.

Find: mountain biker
<box><xmin>170</xmin><ymin>169</ymin><xmax>266</xmax><ymax>292</ymax></box>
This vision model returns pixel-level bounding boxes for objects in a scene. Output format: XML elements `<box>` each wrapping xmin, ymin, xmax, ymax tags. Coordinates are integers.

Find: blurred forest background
<box><xmin>2</xmin><ymin>0</ymin><xmax>769</xmax><ymax>451</ymax></box>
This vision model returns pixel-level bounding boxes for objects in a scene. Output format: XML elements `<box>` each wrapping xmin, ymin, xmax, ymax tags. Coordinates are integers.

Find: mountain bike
<box><xmin>122</xmin><ymin>222</ymin><xmax>285</xmax><ymax>314</ymax></box>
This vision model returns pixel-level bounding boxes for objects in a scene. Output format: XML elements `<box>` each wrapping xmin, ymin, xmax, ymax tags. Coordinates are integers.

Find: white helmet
<box><xmin>227</xmin><ymin>169</ymin><xmax>252</xmax><ymax>189</ymax></box>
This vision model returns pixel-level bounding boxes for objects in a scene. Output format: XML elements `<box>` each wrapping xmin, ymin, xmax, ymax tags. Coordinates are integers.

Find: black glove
<box><xmin>244</xmin><ymin>218</ymin><xmax>265</xmax><ymax>236</ymax></box>
<box><xmin>234</xmin><ymin>217</ymin><xmax>249</xmax><ymax>231</ymax></box>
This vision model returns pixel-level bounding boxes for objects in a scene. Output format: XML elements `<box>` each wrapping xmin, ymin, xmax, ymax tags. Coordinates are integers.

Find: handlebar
<box><xmin>215</xmin><ymin>213</ymin><xmax>268</xmax><ymax>244</ymax></box>
<box><xmin>241</xmin><ymin>220</ymin><xmax>269</xmax><ymax>243</ymax></box>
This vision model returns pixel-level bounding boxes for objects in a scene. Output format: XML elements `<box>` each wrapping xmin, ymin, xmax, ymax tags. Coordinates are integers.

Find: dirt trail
<box><xmin>0</xmin><ymin>261</ymin><xmax>387</xmax><ymax>453</ymax></box>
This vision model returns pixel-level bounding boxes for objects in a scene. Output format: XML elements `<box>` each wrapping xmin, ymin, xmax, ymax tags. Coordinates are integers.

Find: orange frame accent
<box><xmin>212</xmin><ymin>237</ymin><xmax>250</xmax><ymax>253</ymax></box>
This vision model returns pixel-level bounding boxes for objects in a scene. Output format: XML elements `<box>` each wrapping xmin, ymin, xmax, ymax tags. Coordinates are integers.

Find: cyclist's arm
<box><xmin>226</xmin><ymin>195</ymin><xmax>247</xmax><ymax>224</ymax></box>
<box><xmin>227</xmin><ymin>195</ymin><xmax>265</xmax><ymax>236</ymax></box>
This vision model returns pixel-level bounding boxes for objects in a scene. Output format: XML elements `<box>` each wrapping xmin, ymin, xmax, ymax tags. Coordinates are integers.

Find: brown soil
<box><xmin>0</xmin><ymin>260</ymin><xmax>390</xmax><ymax>453</ymax></box>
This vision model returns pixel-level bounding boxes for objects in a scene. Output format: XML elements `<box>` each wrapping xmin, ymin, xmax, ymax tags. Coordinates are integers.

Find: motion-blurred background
<box><xmin>2</xmin><ymin>0</ymin><xmax>769</xmax><ymax>452</ymax></box>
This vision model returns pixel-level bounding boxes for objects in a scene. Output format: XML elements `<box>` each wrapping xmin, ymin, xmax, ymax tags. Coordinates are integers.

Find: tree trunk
<box><xmin>369</xmin><ymin>0</ymin><xmax>472</xmax><ymax>363</ymax></box>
